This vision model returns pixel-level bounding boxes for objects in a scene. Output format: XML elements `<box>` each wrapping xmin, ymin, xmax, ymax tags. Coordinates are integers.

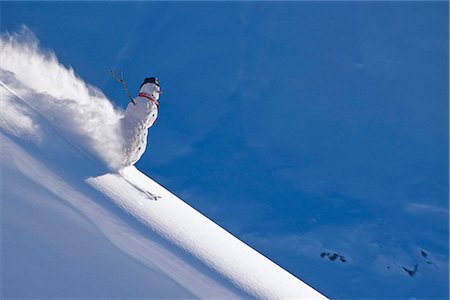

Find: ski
<box><xmin>118</xmin><ymin>170</ymin><xmax>161</xmax><ymax>201</ymax></box>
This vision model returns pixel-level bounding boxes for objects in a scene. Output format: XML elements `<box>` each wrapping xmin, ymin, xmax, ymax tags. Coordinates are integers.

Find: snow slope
<box><xmin>0</xmin><ymin>30</ymin><xmax>326</xmax><ymax>299</ymax></box>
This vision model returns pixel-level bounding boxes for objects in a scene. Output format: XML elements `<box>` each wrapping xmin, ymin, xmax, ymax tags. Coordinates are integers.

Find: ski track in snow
<box><xmin>0</xmin><ymin>28</ymin><xmax>327</xmax><ymax>299</ymax></box>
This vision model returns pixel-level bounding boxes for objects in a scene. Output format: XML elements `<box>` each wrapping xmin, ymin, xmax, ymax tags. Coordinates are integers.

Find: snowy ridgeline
<box><xmin>0</xmin><ymin>30</ymin><xmax>327</xmax><ymax>299</ymax></box>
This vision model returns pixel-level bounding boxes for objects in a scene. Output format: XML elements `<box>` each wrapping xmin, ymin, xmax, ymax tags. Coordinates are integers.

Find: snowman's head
<box><xmin>139</xmin><ymin>77</ymin><xmax>162</xmax><ymax>100</ymax></box>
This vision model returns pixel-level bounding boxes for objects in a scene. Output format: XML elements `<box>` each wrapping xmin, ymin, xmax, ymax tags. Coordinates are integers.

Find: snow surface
<box><xmin>0</xmin><ymin>29</ymin><xmax>326</xmax><ymax>299</ymax></box>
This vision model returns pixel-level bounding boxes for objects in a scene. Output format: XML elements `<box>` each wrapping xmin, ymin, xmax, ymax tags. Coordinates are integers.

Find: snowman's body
<box><xmin>121</xmin><ymin>82</ymin><xmax>159</xmax><ymax>166</ymax></box>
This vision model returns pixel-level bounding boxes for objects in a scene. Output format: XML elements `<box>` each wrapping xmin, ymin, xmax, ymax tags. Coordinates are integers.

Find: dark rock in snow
<box><xmin>320</xmin><ymin>251</ymin><xmax>347</xmax><ymax>263</ymax></box>
<box><xmin>402</xmin><ymin>264</ymin><xmax>418</xmax><ymax>277</ymax></box>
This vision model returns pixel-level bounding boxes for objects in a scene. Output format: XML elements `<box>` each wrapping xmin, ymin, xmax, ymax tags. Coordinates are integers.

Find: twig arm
<box><xmin>111</xmin><ymin>70</ymin><xmax>136</xmax><ymax>105</ymax></box>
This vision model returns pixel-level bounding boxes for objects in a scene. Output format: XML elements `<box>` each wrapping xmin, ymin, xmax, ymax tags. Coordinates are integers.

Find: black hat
<box><xmin>140</xmin><ymin>77</ymin><xmax>160</xmax><ymax>89</ymax></box>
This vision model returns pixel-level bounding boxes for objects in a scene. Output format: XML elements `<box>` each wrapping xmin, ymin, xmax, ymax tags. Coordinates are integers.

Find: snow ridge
<box><xmin>87</xmin><ymin>167</ymin><xmax>328</xmax><ymax>299</ymax></box>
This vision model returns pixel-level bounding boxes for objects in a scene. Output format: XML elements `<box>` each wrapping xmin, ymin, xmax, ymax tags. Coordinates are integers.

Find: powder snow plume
<box><xmin>0</xmin><ymin>26</ymin><xmax>124</xmax><ymax>169</ymax></box>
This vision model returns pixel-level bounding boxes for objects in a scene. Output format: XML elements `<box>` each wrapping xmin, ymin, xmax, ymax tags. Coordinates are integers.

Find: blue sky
<box><xmin>2</xmin><ymin>2</ymin><xmax>448</xmax><ymax>298</ymax></box>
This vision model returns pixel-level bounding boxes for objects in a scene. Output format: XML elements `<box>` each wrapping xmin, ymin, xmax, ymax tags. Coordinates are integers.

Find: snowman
<box><xmin>121</xmin><ymin>77</ymin><xmax>161</xmax><ymax>166</ymax></box>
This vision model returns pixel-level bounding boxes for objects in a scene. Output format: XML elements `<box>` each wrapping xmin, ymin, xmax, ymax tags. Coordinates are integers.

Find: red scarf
<box><xmin>138</xmin><ymin>92</ymin><xmax>159</xmax><ymax>108</ymax></box>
